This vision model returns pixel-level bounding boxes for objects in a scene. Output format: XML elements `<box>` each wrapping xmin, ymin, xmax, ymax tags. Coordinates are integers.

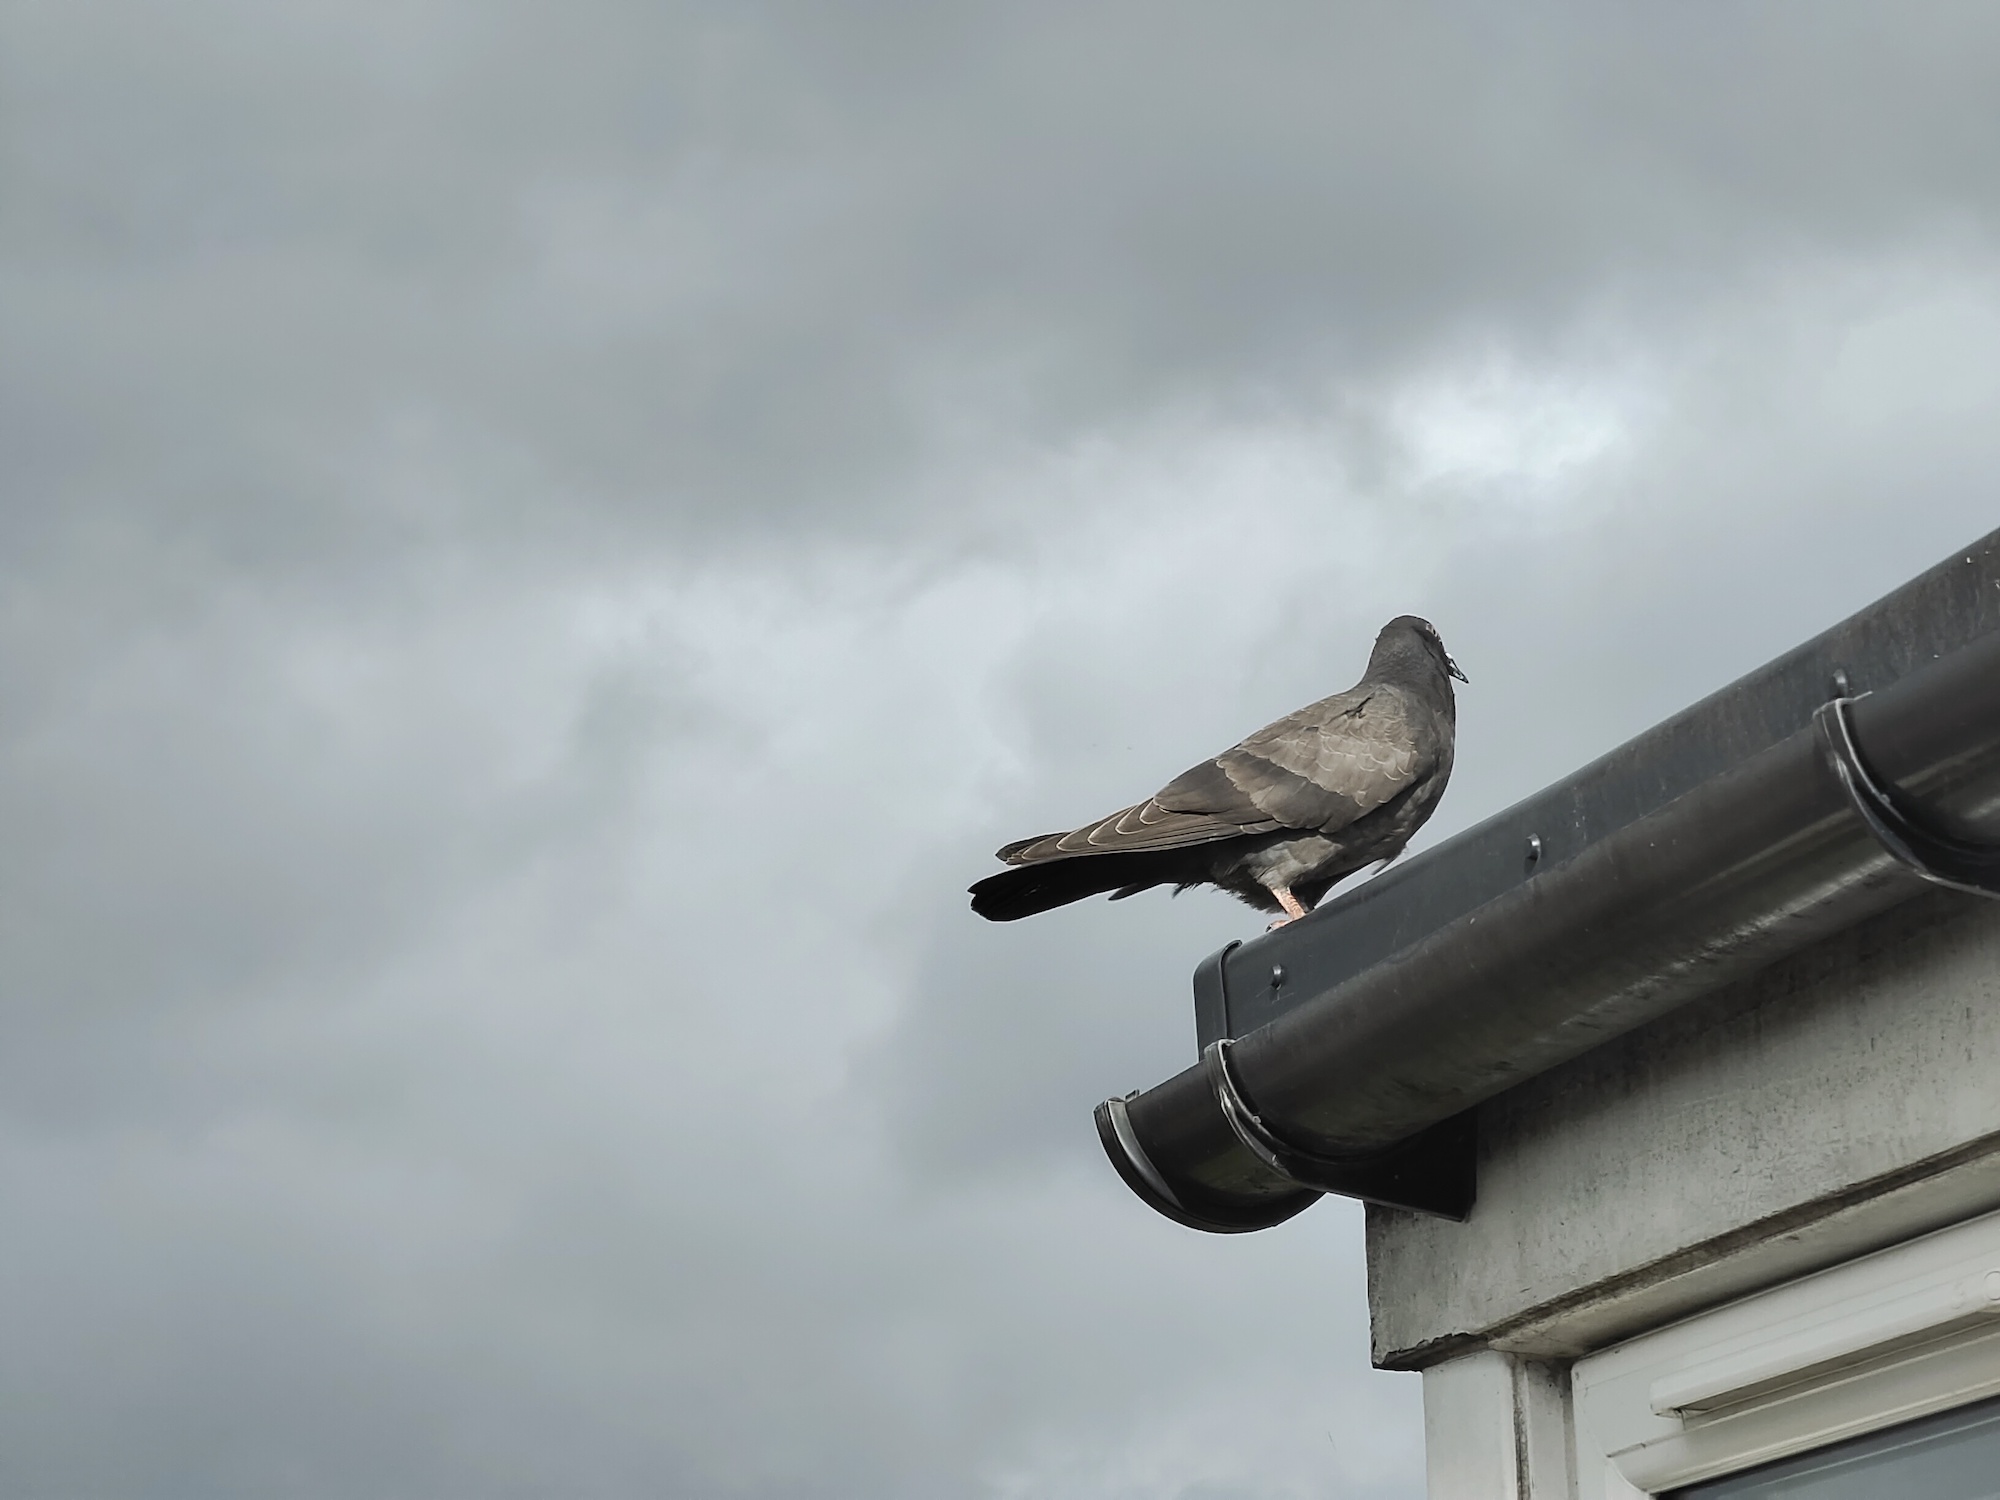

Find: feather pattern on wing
<box><xmin>998</xmin><ymin>684</ymin><xmax>1429</xmax><ymax>866</ymax></box>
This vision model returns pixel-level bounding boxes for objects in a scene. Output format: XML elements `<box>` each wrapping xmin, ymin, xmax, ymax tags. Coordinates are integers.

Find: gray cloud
<box><xmin>5</xmin><ymin>3</ymin><xmax>2000</xmax><ymax>1496</ymax></box>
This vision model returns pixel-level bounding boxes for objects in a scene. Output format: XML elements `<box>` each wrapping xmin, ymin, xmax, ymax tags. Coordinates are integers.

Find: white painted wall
<box><xmin>1423</xmin><ymin>1351</ymin><xmax>1576</xmax><ymax>1499</ymax></box>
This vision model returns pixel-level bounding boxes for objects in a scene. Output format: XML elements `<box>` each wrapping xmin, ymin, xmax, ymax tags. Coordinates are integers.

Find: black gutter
<box><xmin>1098</xmin><ymin>532</ymin><xmax>2000</xmax><ymax>1234</ymax></box>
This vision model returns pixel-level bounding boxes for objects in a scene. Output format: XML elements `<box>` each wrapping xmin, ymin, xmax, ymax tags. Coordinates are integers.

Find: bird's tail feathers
<box><xmin>969</xmin><ymin>851</ymin><xmax>1182</xmax><ymax>922</ymax></box>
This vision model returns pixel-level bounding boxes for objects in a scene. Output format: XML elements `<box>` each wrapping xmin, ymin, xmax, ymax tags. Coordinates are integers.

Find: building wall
<box><xmin>1368</xmin><ymin>888</ymin><xmax>2000</xmax><ymax>1372</ymax></box>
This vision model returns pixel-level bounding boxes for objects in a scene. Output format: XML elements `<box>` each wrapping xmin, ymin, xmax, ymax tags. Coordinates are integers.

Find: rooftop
<box><xmin>1100</xmin><ymin>526</ymin><xmax>2000</xmax><ymax>1234</ymax></box>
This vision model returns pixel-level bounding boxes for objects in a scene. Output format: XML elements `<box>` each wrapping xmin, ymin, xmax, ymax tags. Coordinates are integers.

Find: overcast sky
<box><xmin>6</xmin><ymin>4</ymin><xmax>2000</xmax><ymax>1497</ymax></box>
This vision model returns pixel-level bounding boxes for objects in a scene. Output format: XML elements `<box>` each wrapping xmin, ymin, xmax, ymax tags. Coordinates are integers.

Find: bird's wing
<box><xmin>995</xmin><ymin>685</ymin><xmax>1434</xmax><ymax>866</ymax></box>
<box><xmin>1160</xmin><ymin>684</ymin><xmax>1431</xmax><ymax>831</ymax></box>
<box><xmin>996</xmin><ymin>800</ymin><xmax>1281</xmax><ymax>864</ymax></box>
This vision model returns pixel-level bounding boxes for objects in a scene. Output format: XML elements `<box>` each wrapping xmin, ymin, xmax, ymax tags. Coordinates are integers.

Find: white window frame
<box><xmin>1571</xmin><ymin>1205</ymin><xmax>2000</xmax><ymax>1497</ymax></box>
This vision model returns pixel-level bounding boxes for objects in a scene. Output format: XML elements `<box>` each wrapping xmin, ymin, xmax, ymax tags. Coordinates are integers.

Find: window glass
<box><xmin>1672</xmin><ymin>1395</ymin><xmax>2000</xmax><ymax>1499</ymax></box>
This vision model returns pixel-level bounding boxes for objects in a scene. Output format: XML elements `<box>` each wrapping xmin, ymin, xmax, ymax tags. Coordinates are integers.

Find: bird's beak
<box><xmin>1447</xmin><ymin>655</ymin><xmax>1469</xmax><ymax>684</ymax></box>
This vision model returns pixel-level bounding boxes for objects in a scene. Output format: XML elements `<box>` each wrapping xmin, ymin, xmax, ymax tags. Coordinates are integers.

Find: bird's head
<box><xmin>1375</xmin><ymin>615</ymin><xmax>1468</xmax><ymax>686</ymax></box>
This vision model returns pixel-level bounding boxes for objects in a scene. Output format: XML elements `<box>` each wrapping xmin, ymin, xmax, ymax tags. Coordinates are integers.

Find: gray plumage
<box><xmin>968</xmin><ymin>616</ymin><xmax>1464</xmax><ymax>924</ymax></box>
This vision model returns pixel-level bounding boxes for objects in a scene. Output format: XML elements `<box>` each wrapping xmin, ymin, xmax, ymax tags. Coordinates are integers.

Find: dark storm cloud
<box><xmin>11</xmin><ymin>3</ymin><xmax>2000</xmax><ymax>553</ymax></box>
<box><xmin>6</xmin><ymin>3</ymin><xmax>2000</xmax><ymax>1497</ymax></box>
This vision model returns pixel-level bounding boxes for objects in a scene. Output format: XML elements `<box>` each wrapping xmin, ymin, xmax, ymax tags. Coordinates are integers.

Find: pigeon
<box><xmin>969</xmin><ymin>616</ymin><xmax>1464</xmax><ymax>927</ymax></box>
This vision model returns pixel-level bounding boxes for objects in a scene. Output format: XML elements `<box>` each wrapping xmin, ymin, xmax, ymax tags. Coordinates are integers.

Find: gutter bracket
<box><xmin>1202</xmin><ymin>1038</ymin><xmax>1476</xmax><ymax>1221</ymax></box>
<box><xmin>1192</xmin><ymin>940</ymin><xmax>1241</xmax><ymax>1051</ymax></box>
<box><xmin>1815</xmin><ymin>695</ymin><xmax>2000</xmax><ymax>899</ymax></box>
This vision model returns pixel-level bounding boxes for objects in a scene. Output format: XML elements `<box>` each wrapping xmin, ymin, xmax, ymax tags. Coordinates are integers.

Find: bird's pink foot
<box><xmin>1265</xmin><ymin>886</ymin><xmax>1308</xmax><ymax>930</ymax></box>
